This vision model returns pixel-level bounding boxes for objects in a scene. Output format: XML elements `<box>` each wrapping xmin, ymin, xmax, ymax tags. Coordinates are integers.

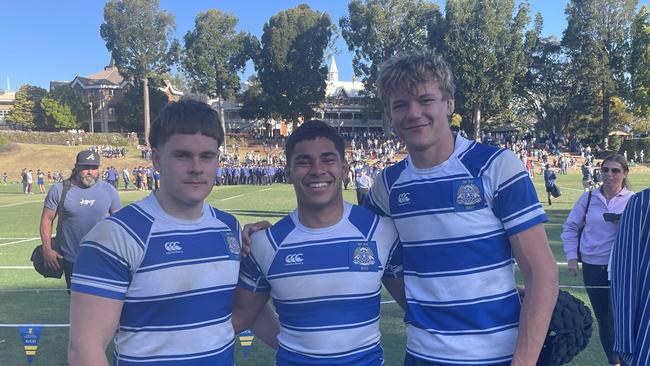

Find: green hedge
<box><xmin>0</xmin><ymin>133</ymin><xmax>12</xmax><ymax>152</ymax></box>
<box><xmin>620</xmin><ymin>138</ymin><xmax>650</xmax><ymax>158</ymax></box>
<box><xmin>0</xmin><ymin>131</ymin><xmax>136</xmax><ymax>147</ymax></box>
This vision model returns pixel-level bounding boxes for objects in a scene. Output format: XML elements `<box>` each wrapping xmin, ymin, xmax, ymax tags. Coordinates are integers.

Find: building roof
<box><xmin>69</xmin><ymin>60</ymin><xmax>130</xmax><ymax>90</ymax></box>
<box><xmin>325</xmin><ymin>57</ymin><xmax>364</xmax><ymax>98</ymax></box>
<box><xmin>0</xmin><ymin>91</ymin><xmax>16</xmax><ymax>102</ymax></box>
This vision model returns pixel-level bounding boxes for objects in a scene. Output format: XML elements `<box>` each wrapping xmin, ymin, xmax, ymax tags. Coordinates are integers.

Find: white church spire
<box><xmin>328</xmin><ymin>56</ymin><xmax>339</xmax><ymax>82</ymax></box>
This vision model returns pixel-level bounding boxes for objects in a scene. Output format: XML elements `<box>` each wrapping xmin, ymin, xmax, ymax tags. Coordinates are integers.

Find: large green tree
<box><xmin>49</xmin><ymin>85</ymin><xmax>86</xmax><ymax>124</ymax></box>
<box><xmin>339</xmin><ymin>0</ymin><xmax>444</xmax><ymax>128</ymax></box>
<box><xmin>238</xmin><ymin>76</ymin><xmax>277</xmax><ymax>138</ymax></box>
<box><xmin>562</xmin><ymin>0</ymin><xmax>638</xmax><ymax>145</ymax></box>
<box><xmin>100</xmin><ymin>0</ymin><xmax>179</xmax><ymax>145</ymax></box>
<box><xmin>40</xmin><ymin>97</ymin><xmax>79</xmax><ymax>131</ymax></box>
<box><xmin>252</xmin><ymin>4</ymin><xmax>333</xmax><ymax>129</ymax></box>
<box><xmin>630</xmin><ymin>5</ymin><xmax>650</xmax><ymax>118</ymax></box>
<box><xmin>7</xmin><ymin>85</ymin><xmax>47</xmax><ymax>130</ymax></box>
<box><xmin>444</xmin><ymin>0</ymin><xmax>532</xmax><ymax>140</ymax></box>
<box><xmin>182</xmin><ymin>9</ymin><xmax>251</xmax><ymax>141</ymax></box>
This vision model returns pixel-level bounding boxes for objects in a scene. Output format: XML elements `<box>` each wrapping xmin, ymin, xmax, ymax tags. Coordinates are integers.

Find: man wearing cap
<box><xmin>39</xmin><ymin>150</ymin><xmax>121</xmax><ymax>289</ymax></box>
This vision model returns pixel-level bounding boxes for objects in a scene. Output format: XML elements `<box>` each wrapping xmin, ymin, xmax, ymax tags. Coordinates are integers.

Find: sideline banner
<box><xmin>239</xmin><ymin>329</ymin><xmax>254</xmax><ymax>357</ymax></box>
<box><xmin>18</xmin><ymin>326</ymin><xmax>43</xmax><ymax>364</ymax></box>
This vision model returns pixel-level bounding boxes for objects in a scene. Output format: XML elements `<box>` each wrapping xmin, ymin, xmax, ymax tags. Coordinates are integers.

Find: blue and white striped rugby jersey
<box><xmin>239</xmin><ymin>202</ymin><xmax>402</xmax><ymax>366</ymax></box>
<box><xmin>71</xmin><ymin>194</ymin><xmax>241</xmax><ymax>366</ymax></box>
<box><xmin>365</xmin><ymin>135</ymin><xmax>547</xmax><ymax>365</ymax></box>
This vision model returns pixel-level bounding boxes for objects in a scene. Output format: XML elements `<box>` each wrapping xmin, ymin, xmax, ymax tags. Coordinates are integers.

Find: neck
<box><xmin>409</xmin><ymin>132</ymin><xmax>455</xmax><ymax>169</ymax></box>
<box><xmin>297</xmin><ymin>201</ymin><xmax>344</xmax><ymax>229</ymax></box>
<box><xmin>601</xmin><ymin>185</ymin><xmax>623</xmax><ymax>199</ymax></box>
<box><xmin>154</xmin><ymin>189</ymin><xmax>203</xmax><ymax>221</ymax></box>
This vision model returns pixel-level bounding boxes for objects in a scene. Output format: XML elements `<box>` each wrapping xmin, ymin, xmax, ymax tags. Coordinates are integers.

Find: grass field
<box><xmin>1</xmin><ymin>167</ymin><xmax>648</xmax><ymax>365</ymax></box>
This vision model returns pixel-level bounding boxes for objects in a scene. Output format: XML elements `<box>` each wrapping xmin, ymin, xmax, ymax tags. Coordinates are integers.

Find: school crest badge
<box><xmin>353</xmin><ymin>244</ymin><xmax>376</xmax><ymax>266</ymax></box>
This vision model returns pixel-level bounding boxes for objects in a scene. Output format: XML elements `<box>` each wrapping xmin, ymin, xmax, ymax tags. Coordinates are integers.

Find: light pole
<box><xmin>88</xmin><ymin>102</ymin><xmax>94</xmax><ymax>133</ymax></box>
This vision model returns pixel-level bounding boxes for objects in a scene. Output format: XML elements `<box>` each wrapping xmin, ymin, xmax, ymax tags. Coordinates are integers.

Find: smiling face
<box><xmin>286</xmin><ymin>137</ymin><xmax>347</xmax><ymax>216</ymax></box>
<box><xmin>152</xmin><ymin>133</ymin><xmax>220</xmax><ymax>219</ymax></box>
<box><xmin>388</xmin><ymin>79</ymin><xmax>455</xmax><ymax>167</ymax></box>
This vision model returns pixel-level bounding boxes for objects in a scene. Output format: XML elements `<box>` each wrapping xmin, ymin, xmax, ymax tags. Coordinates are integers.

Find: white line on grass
<box><xmin>0</xmin><ymin>324</ymin><xmax>69</xmax><ymax>328</ymax></box>
<box><xmin>0</xmin><ymin>200</ymin><xmax>42</xmax><ymax>208</ymax></box>
<box><xmin>0</xmin><ymin>237</ymin><xmax>39</xmax><ymax>247</ymax></box>
<box><xmin>0</xmin><ymin>266</ymin><xmax>33</xmax><ymax>269</ymax></box>
<box><xmin>261</xmin><ymin>188</ymin><xmax>272</xmax><ymax>192</ymax></box>
<box><xmin>220</xmin><ymin>194</ymin><xmax>244</xmax><ymax>201</ymax></box>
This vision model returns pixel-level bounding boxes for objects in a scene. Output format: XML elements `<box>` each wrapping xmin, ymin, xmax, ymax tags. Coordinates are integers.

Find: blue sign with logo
<box><xmin>18</xmin><ymin>326</ymin><xmax>42</xmax><ymax>364</ymax></box>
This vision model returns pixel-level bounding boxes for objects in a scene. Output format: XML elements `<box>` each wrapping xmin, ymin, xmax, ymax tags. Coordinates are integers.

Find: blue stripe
<box><xmin>269</xmin><ymin>215</ymin><xmax>296</xmax><ymax>246</ymax></box>
<box><xmin>152</xmin><ymin>228</ymin><xmax>229</xmax><ymax>236</ymax></box>
<box><xmin>120</xmin><ymin>289</ymin><xmax>234</xmax><ymax>328</ymax></box>
<box><xmin>274</xmin><ymin>291</ymin><xmax>380</xmax><ymax>329</ymax></box>
<box><xmin>405</xmin><ymin>291</ymin><xmax>520</xmax><ymax>333</ymax></box>
<box><xmin>478</xmin><ymin>149</ymin><xmax>506</xmax><ymax>177</ymax></box>
<box><xmin>73</xmin><ymin>243</ymin><xmax>132</xmax><ymax>285</ymax></box>
<box><xmin>393</xmin><ymin>207</ymin><xmax>456</xmax><ymax>219</ymax></box>
<box><xmin>268</xmin><ymin>267</ymin><xmax>352</xmax><ymax>280</ymax></box>
<box><xmin>265</xmin><ymin>228</ymin><xmax>278</xmax><ymax>251</ymax></box>
<box><xmin>107</xmin><ymin>216</ymin><xmax>146</xmax><ymax>250</ymax></box>
<box><xmin>279</xmin><ymin>236</ymin><xmax>364</xmax><ymax>248</ymax></box>
<box><xmin>504</xmin><ymin>215</ymin><xmax>547</xmax><ymax>237</ymax></box>
<box><xmin>392</xmin><ymin>173</ymin><xmax>470</xmax><ymax>189</ymax></box>
<box><xmin>495</xmin><ymin>170</ymin><xmax>529</xmax><ymax>194</ymax></box>
<box><xmin>406</xmin><ymin>347</ymin><xmax>512</xmax><ymax>365</ymax></box>
<box><xmin>109</xmin><ymin>204</ymin><xmax>153</xmax><ymax>246</ymax></box>
<box><xmin>210</xmin><ymin>207</ymin><xmax>239</xmax><ymax>235</ymax></box>
<box><xmin>402</xmin><ymin>228</ymin><xmax>504</xmax><ymax>246</ymax></box>
<box><xmin>129</xmin><ymin>203</ymin><xmax>155</xmax><ymax>222</ymax></box>
<box><xmin>500</xmin><ymin>203</ymin><xmax>544</xmax><ymax>224</ymax></box>
<box><xmin>277</xmin><ymin>342</ymin><xmax>383</xmax><ymax>365</ymax></box>
<box><xmin>71</xmin><ymin>282</ymin><xmax>125</xmax><ymax>300</ymax></box>
<box><xmin>115</xmin><ymin>341</ymin><xmax>234</xmax><ymax>365</ymax></box>
<box><xmin>281</xmin><ymin>316</ymin><xmax>379</xmax><ymax>332</ymax></box>
<box><xmin>275</xmin><ymin>289</ymin><xmax>380</xmax><ymax>304</ymax></box>
<box><xmin>402</xmin><ymin>233</ymin><xmax>510</xmax><ymax>274</ymax></box>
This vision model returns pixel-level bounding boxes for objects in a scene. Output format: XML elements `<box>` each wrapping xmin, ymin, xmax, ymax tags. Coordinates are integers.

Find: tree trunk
<box><xmin>472</xmin><ymin>103</ymin><xmax>482</xmax><ymax>142</ymax></box>
<box><xmin>143</xmin><ymin>78</ymin><xmax>151</xmax><ymax>147</ymax></box>
<box><xmin>602</xmin><ymin>85</ymin><xmax>610</xmax><ymax>149</ymax></box>
<box><xmin>217</xmin><ymin>97</ymin><xmax>226</xmax><ymax>147</ymax></box>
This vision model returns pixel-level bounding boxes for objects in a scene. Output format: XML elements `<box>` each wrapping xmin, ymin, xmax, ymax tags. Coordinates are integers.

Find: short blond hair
<box><xmin>378</xmin><ymin>49</ymin><xmax>455</xmax><ymax>111</ymax></box>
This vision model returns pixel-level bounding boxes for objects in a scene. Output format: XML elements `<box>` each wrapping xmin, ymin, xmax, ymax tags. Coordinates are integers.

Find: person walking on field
<box><xmin>39</xmin><ymin>150</ymin><xmax>121</xmax><ymax>289</ymax></box>
<box><xmin>561</xmin><ymin>154</ymin><xmax>633</xmax><ymax>366</ymax></box>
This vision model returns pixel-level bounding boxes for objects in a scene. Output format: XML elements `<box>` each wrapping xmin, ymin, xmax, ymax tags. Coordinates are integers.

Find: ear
<box><xmin>446</xmin><ymin>98</ymin><xmax>455</xmax><ymax>116</ymax></box>
<box><xmin>151</xmin><ymin>147</ymin><xmax>162</xmax><ymax>172</ymax></box>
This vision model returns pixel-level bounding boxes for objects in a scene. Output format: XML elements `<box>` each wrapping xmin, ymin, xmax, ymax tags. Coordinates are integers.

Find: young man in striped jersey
<box><xmin>233</xmin><ymin>120</ymin><xmax>405</xmax><ymax>365</ymax></box>
<box><xmin>68</xmin><ymin>100</ymin><xmax>242</xmax><ymax>366</ymax></box>
<box><xmin>611</xmin><ymin>188</ymin><xmax>650</xmax><ymax>366</ymax></box>
<box><xmin>364</xmin><ymin>50</ymin><xmax>558</xmax><ymax>366</ymax></box>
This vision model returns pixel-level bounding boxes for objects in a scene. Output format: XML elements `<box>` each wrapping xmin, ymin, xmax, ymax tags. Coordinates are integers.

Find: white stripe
<box><xmin>0</xmin><ymin>200</ymin><xmax>42</xmax><ymax>208</ymax></box>
<box><xmin>220</xmin><ymin>194</ymin><xmax>244</xmax><ymax>201</ymax></box>
<box><xmin>261</xmin><ymin>188</ymin><xmax>272</xmax><ymax>192</ymax></box>
<box><xmin>0</xmin><ymin>266</ymin><xmax>33</xmax><ymax>269</ymax></box>
<box><xmin>0</xmin><ymin>237</ymin><xmax>39</xmax><ymax>247</ymax></box>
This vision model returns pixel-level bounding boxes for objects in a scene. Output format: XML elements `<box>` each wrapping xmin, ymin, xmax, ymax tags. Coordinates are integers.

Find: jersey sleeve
<box><xmin>486</xmin><ymin>150</ymin><xmax>547</xmax><ymax>236</ymax></box>
<box><xmin>364</xmin><ymin>170</ymin><xmax>390</xmax><ymax>217</ymax></box>
<box><xmin>238</xmin><ymin>230</ymin><xmax>271</xmax><ymax>293</ymax></box>
<box><xmin>374</xmin><ymin>216</ymin><xmax>403</xmax><ymax>279</ymax></box>
<box><xmin>43</xmin><ymin>183</ymin><xmax>62</xmax><ymax>210</ymax></box>
<box><xmin>70</xmin><ymin>218</ymin><xmax>143</xmax><ymax>300</ymax></box>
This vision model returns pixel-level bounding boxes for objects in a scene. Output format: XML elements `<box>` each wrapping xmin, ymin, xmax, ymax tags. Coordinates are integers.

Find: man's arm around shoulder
<box><xmin>510</xmin><ymin>223</ymin><xmax>559</xmax><ymax>366</ymax></box>
<box><xmin>68</xmin><ymin>292</ymin><xmax>123</xmax><ymax>366</ymax></box>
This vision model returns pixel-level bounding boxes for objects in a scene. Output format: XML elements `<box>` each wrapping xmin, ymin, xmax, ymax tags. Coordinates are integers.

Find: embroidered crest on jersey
<box><xmin>453</xmin><ymin>178</ymin><xmax>486</xmax><ymax>212</ymax></box>
<box><xmin>353</xmin><ymin>243</ymin><xmax>376</xmax><ymax>266</ymax></box>
<box><xmin>221</xmin><ymin>232</ymin><xmax>241</xmax><ymax>260</ymax></box>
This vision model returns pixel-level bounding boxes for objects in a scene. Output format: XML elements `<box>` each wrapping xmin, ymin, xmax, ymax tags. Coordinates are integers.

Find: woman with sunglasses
<box><xmin>560</xmin><ymin>153</ymin><xmax>633</xmax><ymax>366</ymax></box>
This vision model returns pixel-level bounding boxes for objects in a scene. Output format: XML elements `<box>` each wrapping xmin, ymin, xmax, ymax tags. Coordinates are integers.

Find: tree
<box><xmin>101</xmin><ymin>0</ymin><xmax>179</xmax><ymax>146</ymax></box>
<box><xmin>562</xmin><ymin>0</ymin><xmax>638</xmax><ymax>145</ymax></box>
<box><xmin>49</xmin><ymin>85</ymin><xmax>86</xmax><ymax>124</ymax></box>
<box><xmin>7</xmin><ymin>85</ymin><xmax>47</xmax><ymax>130</ymax></box>
<box><xmin>40</xmin><ymin>97</ymin><xmax>79</xmax><ymax>131</ymax></box>
<box><xmin>339</xmin><ymin>0</ymin><xmax>444</xmax><ymax>129</ymax></box>
<box><xmin>444</xmin><ymin>0</ymin><xmax>532</xmax><ymax>140</ymax></box>
<box><xmin>630</xmin><ymin>5</ymin><xmax>650</xmax><ymax>118</ymax></box>
<box><xmin>238</xmin><ymin>76</ymin><xmax>277</xmax><ymax>137</ymax></box>
<box><xmin>115</xmin><ymin>80</ymin><xmax>168</xmax><ymax>133</ymax></box>
<box><xmin>182</xmin><ymin>9</ymin><xmax>251</xmax><ymax>142</ymax></box>
<box><xmin>253</xmin><ymin>4</ymin><xmax>333</xmax><ymax>130</ymax></box>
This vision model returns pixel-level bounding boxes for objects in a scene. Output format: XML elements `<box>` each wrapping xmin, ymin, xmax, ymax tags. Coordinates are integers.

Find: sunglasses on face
<box><xmin>601</xmin><ymin>167</ymin><xmax>622</xmax><ymax>174</ymax></box>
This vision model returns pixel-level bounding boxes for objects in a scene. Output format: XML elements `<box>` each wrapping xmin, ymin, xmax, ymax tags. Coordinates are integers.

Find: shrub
<box><xmin>0</xmin><ymin>131</ymin><xmax>136</xmax><ymax>147</ymax></box>
<box><xmin>619</xmin><ymin>138</ymin><xmax>650</xmax><ymax>159</ymax></box>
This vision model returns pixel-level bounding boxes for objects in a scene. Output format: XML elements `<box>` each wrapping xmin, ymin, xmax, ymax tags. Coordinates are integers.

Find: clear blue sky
<box><xmin>0</xmin><ymin>0</ymin><xmax>572</xmax><ymax>91</ymax></box>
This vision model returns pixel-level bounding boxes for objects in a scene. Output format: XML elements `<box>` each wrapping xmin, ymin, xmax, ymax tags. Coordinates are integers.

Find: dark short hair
<box><xmin>285</xmin><ymin>120</ymin><xmax>345</xmax><ymax>163</ymax></box>
<box><xmin>149</xmin><ymin>100</ymin><xmax>224</xmax><ymax>148</ymax></box>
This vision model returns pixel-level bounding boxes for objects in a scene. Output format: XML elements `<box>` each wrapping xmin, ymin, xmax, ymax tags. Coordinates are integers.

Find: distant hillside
<box><xmin>0</xmin><ymin>143</ymin><xmax>150</xmax><ymax>182</ymax></box>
